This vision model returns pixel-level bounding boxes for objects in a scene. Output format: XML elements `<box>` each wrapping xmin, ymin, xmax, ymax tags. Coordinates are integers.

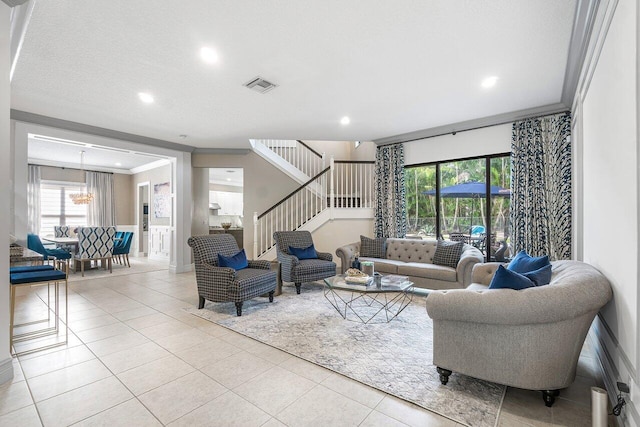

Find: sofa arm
<box><xmin>198</xmin><ymin>262</ymin><xmax>236</xmax><ymax>282</ymax></box>
<box><xmin>335</xmin><ymin>242</ymin><xmax>360</xmax><ymax>274</ymax></box>
<box><xmin>471</xmin><ymin>262</ymin><xmax>504</xmax><ymax>286</ymax></box>
<box><xmin>317</xmin><ymin>251</ymin><xmax>333</xmax><ymax>262</ymax></box>
<box><xmin>277</xmin><ymin>252</ymin><xmax>299</xmax><ymax>282</ymax></box>
<box><xmin>426</xmin><ymin>273</ymin><xmax>611</xmax><ymax>326</ymax></box>
<box><xmin>247</xmin><ymin>260</ymin><xmax>272</xmax><ymax>270</ymax></box>
<box><xmin>456</xmin><ymin>245</ymin><xmax>484</xmax><ymax>287</ymax></box>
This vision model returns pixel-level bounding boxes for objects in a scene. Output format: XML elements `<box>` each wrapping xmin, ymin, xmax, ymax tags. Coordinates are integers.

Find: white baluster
<box><xmin>253</xmin><ymin>212</ymin><xmax>258</xmax><ymax>259</ymax></box>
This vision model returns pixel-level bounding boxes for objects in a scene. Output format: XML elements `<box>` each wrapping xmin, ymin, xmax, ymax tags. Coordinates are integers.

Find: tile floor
<box><xmin>2</xmin><ymin>258</ymin><xmax>616</xmax><ymax>426</ymax></box>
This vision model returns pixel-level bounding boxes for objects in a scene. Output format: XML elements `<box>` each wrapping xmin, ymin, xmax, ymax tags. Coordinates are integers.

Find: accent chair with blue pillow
<box><xmin>188</xmin><ymin>234</ymin><xmax>276</xmax><ymax>316</ymax></box>
<box><xmin>426</xmin><ymin>260</ymin><xmax>612</xmax><ymax>408</ymax></box>
<box><xmin>273</xmin><ymin>231</ymin><xmax>336</xmax><ymax>294</ymax></box>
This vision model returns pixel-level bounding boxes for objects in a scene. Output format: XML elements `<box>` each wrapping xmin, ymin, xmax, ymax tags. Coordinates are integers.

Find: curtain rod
<box><xmin>29</xmin><ymin>163</ymin><xmax>114</xmax><ymax>175</ymax></box>
<box><xmin>380</xmin><ymin>110</ymin><xmax>571</xmax><ymax>147</ymax></box>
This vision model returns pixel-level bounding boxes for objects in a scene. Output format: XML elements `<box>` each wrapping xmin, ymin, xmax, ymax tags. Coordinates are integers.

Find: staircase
<box><xmin>250</xmin><ymin>140</ymin><xmax>375</xmax><ymax>260</ymax></box>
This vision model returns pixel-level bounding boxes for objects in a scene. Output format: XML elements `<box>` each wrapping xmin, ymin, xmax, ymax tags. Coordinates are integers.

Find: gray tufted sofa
<box><xmin>425</xmin><ymin>260</ymin><xmax>613</xmax><ymax>407</ymax></box>
<box><xmin>335</xmin><ymin>238</ymin><xmax>484</xmax><ymax>289</ymax></box>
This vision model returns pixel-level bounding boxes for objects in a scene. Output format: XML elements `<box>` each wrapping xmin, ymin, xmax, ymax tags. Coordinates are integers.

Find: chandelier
<box><xmin>69</xmin><ymin>151</ymin><xmax>94</xmax><ymax>205</ymax></box>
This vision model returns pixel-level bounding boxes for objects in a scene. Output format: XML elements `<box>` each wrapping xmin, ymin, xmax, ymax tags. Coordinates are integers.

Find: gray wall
<box><xmin>192</xmin><ymin>151</ymin><xmax>299</xmax><ymax>251</ymax></box>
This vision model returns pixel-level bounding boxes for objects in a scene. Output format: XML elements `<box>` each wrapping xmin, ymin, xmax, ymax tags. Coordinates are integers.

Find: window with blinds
<box><xmin>40</xmin><ymin>181</ymin><xmax>88</xmax><ymax>236</ymax></box>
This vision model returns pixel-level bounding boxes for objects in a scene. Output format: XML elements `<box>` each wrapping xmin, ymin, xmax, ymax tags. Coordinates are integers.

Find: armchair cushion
<box><xmin>289</xmin><ymin>244</ymin><xmax>318</xmax><ymax>260</ymax></box>
<box><xmin>218</xmin><ymin>249</ymin><xmax>249</xmax><ymax>270</ymax></box>
<box><xmin>488</xmin><ymin>265</ymin><xmax>535</xmax><ymax>290</ymax></box>
<box><xmin>507</xmin><ymin>250</ymin><xmax>550</xmax><ymax>273</ymax></box>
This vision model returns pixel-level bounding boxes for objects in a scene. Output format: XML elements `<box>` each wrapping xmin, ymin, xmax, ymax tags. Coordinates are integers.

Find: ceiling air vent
<box><xmin>244</xmin><ymin>76</ymin><xmax>277</xmax><ymax>94</ymax></box>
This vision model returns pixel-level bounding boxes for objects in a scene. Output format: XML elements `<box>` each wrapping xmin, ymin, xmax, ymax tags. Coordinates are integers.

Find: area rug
<box><xmin>185</xmin><ymin>283</ymin><xmax>505</xmax><ymax>427</ymax></box>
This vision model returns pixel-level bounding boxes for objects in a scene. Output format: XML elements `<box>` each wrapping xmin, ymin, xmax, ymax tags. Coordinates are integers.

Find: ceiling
<box><xmin>28</xmin><ymin>134</ymin><xmax>170</xmax><ymax>173</ymax></box>
<box><xmin>209</xmin><ymin>168</ymin><xmax>243</xmax><ymax>187</ymax></box>
<box><xmin>12</xmin><ymin>0</ymin><xmax>578</xmax><ymax>150</ymax></box>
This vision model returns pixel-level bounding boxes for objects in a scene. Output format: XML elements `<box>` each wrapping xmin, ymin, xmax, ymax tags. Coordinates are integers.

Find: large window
<box><xmin>405</xmin><ymin>154</ymin><xmax>511</xmax><ymax>260</ymax></box>
<box><xmin>40</xmin><ymin>181</ymin><xmax>88</xmax><ymax>236</ymax></box>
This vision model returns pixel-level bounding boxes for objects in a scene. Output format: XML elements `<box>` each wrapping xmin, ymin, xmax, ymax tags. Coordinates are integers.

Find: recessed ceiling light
<box><xmin>200</xmin><ymin>47</ymin><xmax>219</xmax><ymax>64</ymax></box>
<box><xmin>226</xmin><ymin>178</ymin><xmax>232</xmax><ymax>182</ymax></box>
<box><xmin>481</xmin><ymin>76</ymin><xmax>498</xmax><ymax>88</ymax></box>
<box><xmin>226</xmin><ymin>170</ymin><xmax>235</xmax><ymax>173</ymax></box>
<box><xmin>340</xmin><ymin>116</ymin><xmax>351</xmax><ymax>125</ymax></box>
<box><xmin>138</xmin><ymin>92</ymin><xmax>154</xmax><ymax>103</ymax></box>
<box><xmin>178</xmin><ymin>134</ymin><xmax>187</xmax><ymax>139</ymax></box>
<box><xmin>115</xmin><ymin>162</ymin><xmax>122</xmax><ymax>166</ymax></box>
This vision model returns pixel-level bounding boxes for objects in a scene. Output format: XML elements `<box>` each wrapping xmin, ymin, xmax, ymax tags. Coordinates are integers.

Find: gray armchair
<box><xmin>188</xmin><ymin>234</ymin><xmax>276</xmax><ymax>316</ymax></box>
<box><xmin>425</xmin><ymin>260</ymin><xmax>612</xmax><ymax>406</ymax></box>
<box><xmin>273</xmin><ymin>231</ymin><xmax>336</xmax><ymax>294</ymax></box>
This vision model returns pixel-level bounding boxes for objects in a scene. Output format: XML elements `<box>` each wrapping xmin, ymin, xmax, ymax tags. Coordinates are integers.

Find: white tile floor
<box><xmin>2</xmin><ymin>258</ymin><xmax>614</xmax><ymax>426</ymax></box>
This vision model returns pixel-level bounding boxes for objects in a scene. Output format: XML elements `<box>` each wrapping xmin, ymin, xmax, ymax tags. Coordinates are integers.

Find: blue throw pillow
<box><xmin>489</xmin><ymin>265</ymin><xmax>536</xmax><ymax>290</ymax></box>
<box><xmin>522</xmin><ymin>264</ymin><xmax>552</xmax><ymax>286</ymax></box>
<box><xmin>218</xmin><ymin>249</ymin><xmax>248</xmax><ymax>270</ymax></box>
<box><xmin>507</xmin><ymin>250</ymin><xmax>550</xmax><ymax>274</ymax></box>
<box><xmin>289</xmin><ymin>244</ymin><xmax>318</xmax><ymax>260</ymax></box>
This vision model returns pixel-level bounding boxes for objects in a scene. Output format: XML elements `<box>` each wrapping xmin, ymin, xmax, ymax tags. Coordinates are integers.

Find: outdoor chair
<box><xmin>188</xmin><ymin>234</ymin><xmax>276</xmax><ymax>316</ymax></box>
<box><xmin>449</xmin><ymin>232</ymin><xmax>468</xmax><ymax>244</ymax></box>
<box><xmin>74</xmin><ymin>226</ymin><xmax>116</xmax><ymax>276</ymax></box>
<box><xmin>273</xmin><ymin>231</ymin><xmax>336</xmax><ymax>294</ymax></box>
<box><xmin>113</xmin><ymin>232</ymin><xmax>134</xmax><ymax>267</ymax></box>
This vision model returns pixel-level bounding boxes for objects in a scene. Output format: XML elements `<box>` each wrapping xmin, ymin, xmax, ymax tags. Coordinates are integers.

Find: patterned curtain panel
<box><xmin>374</xmin><ymin>144</ymin><xmax>407</xmax><ymax>238</ymax></box>
<box><xmin>86</xmin><ymin>171</ymin><xmax>117</xmax><ymax>227</ymax></box>
<box><xmin>511</xmin><ymin>112</ymin><xmax>572</xmax><ymax>260</ymax></box>
<box><xmin>27</xmin><ymin>165</ymin><xmax>41</xmax><ymax>234</ymax></box>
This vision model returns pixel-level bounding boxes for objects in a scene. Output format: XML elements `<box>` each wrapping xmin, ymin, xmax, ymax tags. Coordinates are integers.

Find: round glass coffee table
<box><xmin>323</xmin><ymin>274</ymin><xmax>414</xmax><ymax>324</ymax></box>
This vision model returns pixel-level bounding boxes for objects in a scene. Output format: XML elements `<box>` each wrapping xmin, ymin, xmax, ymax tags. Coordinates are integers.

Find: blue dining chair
<box><xmin>27</xmin><ymin>234</ymin><xmax>72</xmax><ymax>273</ymax></box>
<box><xmin>113</xmin><ymin>232</ymin><xmax>134</xmax><ymax>267</ymax></box>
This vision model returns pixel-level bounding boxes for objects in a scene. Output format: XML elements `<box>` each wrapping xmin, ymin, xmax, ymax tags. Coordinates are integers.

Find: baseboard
<box><xmin>590</xmin><ymin>318</ymin><xmax>639</xmax><ymax>426</ymax></box>
<box><xmin>169</xmin><ymin>263</ymin><xmax>193</xmax><ymax>274</ymax></box>
<box><xmin>0</xmin><ymin>357</ymin><xmax>14</xmax><ymax>385</ymax></box>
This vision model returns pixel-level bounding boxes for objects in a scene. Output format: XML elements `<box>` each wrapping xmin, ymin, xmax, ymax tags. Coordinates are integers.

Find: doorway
<box><xmin>137</xmin><ymin>182</ymin><xmax>150</xmax><ymax>256</ymax></box>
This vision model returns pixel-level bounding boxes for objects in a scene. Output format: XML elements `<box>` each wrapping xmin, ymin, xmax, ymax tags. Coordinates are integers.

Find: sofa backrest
<box><xmin>386</xmin><ymin>238</ymin><xmax>438</xmax><ymax>264</ymax></box>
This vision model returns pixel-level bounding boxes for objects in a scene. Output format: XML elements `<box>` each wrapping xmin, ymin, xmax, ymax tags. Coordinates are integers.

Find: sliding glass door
<box><xmin>405</xmin><ymin>154</ymin><xmax>511</xmax><ymax>260</ymax></box>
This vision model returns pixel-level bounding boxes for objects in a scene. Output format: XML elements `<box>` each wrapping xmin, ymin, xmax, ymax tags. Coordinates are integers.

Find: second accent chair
<box><xmin>273</xmin><ymin>231</ymin><xmax>336</xmax><ymax>294</ymax></box>
<box><xmin>188</xmin><ymin>234</ymin><xmax>276</xmax><ymax>316</ymax></box>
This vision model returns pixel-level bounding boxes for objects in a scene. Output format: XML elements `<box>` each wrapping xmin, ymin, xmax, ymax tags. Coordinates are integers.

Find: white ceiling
<box><xmin>12</xmin><ymin>0</ymin><xmax>577</xmax><ymax>149</ymax></box>
<box><xmin>209</xmin><ymin>168</ymin><xmax>243</xmax><ymax>187</ymax></box>
<box><xmin>28</xmin><ymin>134</ymin><xmax>170</xmax><ymax>173</ymax></box>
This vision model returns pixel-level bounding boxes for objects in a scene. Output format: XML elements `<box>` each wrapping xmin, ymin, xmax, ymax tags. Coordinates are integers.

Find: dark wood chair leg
<box><xmin>198</xmin><ymin>296</ymin><xmax>205</xmax><ymax>309</ymax></box>
<box><xmin>542</xmin><ymin>390</ymin><xmax>559</xmax><ymax>407</ymax></box>
<box><xmin>235</xmin><ymin>302</ymin><xmax>243</xmax><ymax>316</ymax></box>
<box><xmin>437</xmin><ymin>367</ymin><xmax>452</xmax><ymax>385</ymax></box>
<box><xmin>269</xmin><ymin>291</ymin><xmax>274</xmax><ymax>302</ymax></box>
<box><xmin>295</xmin><ymin>283</ymin><xmax>301</xmax><ymax>294</ymax></box>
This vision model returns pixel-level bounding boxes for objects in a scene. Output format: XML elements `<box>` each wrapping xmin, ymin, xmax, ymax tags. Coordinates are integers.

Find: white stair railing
<box><xmin>253</xmin><ymin>159</ymin><xmax>375</xmax><ymax>258</ymax></box>
<box><xmin>257</xmin><ymin>139</ymin><xmax>325</xmax><ymax>178</ymax></box>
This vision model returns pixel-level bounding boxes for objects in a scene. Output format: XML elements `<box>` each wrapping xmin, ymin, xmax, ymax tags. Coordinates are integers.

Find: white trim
<box><xmin>29</xmin><ymin>158</ymin><xmax>132</xmax><ymax>175</ymax></box>
<box><xmin>129</xmin><ymin>158</ymin><xmax>171</xmax><ymax>175</ymax></box>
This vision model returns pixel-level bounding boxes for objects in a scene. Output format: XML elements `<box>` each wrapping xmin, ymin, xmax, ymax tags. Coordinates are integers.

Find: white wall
<box><xmin>403</xmin><ymin>123</ymin><xmax>511</xmax><ymax>166</ymax></box>
<box><xmin>574</xmin><ymin>0</ymin><xmax>639</xmax><ymax>424</ymax></box>
<box><xmin>0</xmin><ymin>2</ymin><xmax>14</xmax><ymax>384</ymax></box>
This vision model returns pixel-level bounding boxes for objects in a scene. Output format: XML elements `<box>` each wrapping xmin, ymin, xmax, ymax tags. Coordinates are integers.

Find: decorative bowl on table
<box><xmin>221</xmin><ymin>222</ymin><xmax>232</xmax><ymax>230</ymax></box>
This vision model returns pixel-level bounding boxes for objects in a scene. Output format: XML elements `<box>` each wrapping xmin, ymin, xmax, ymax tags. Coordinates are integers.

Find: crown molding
<box><xmin>11</xmin><ymin>110</ymin><xmax>196</xmax><ymax>153</ymax></box>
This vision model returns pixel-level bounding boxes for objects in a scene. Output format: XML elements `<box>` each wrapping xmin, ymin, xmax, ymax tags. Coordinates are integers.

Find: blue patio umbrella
<box><xmin>422</xmin><ymin>181</ymin><xmax>510</xmax><ymax>198</ymax></box>
<box><xmin>422</xmin><ymin>181</ymin><xmax>510</xmax><ymax>233</ymax></box>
